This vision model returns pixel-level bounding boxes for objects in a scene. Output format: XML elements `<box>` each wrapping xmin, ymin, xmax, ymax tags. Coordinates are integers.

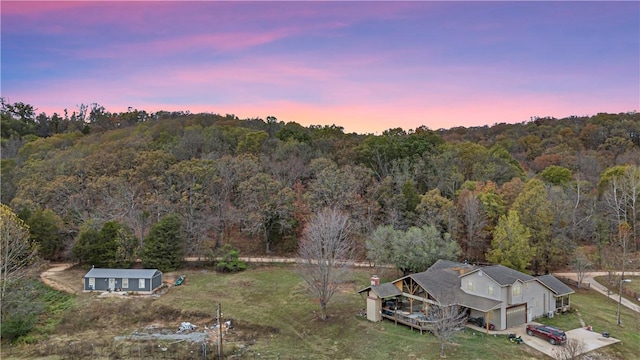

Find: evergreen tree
<box><xmin>141</xmin><ymin>214</ymin><xmax>184</xmax><ymax>271</ymax></box>
<box><xmin>100</xmin><ymin>221</ymin><xmax>137</xmax><ymax>268</ymax></box>
<box><xmin>72</xmin><ymin>221</ymin><xmax>136</xmax><ymax>267</ymax></box>
<box><xmin>72</xmin><ymin>226</ymin><xmax>102</xmax><ymax>266</ymax></box>
<box><xmin>26</xmin><ymin>209</ymin><xmax>63</xmax><ymax>260</ymax></box>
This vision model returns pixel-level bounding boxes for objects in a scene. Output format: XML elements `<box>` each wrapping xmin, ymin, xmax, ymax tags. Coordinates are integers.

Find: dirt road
<box><xmin>40</xmin><ymin>263</ymin><xmax>78</xmax><ymax>294</ymax></box>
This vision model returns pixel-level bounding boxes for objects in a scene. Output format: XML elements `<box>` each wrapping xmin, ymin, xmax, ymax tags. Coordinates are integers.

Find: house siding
<box><xmin>83</xmin><ymin>269</ymin><xmax>162</xmax><ymax>293</ymax></box>
<box><xmin>461</xmin><ymin>272</ymin><xmax>501</xmax><ymax>301</ymax></box>
<box><xmin>523</xmin><ymin>281</ymin><xmax>547</xmax><ymax>320</ymax></box>
<box><xmin>508</xmin><ymin>281</ymin><xmax>524</xmax><ymax>305</ymax></box>
<box><xmin>84</xmin><ymin>276</ymin><xmax>150</xmax><ymax>291</ymax></box>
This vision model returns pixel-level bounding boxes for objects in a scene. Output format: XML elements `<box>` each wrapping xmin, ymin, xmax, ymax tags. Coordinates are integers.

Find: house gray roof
<box><xmin>84</xmin><ymin>268</ymin><xmax>161</xmax><ymax>279</ymax></box>
<box><xmin>410</xmin><ymin>259</ymin><xmax>475</xmax><ymax>301</ymax></box>
<box><xmin>459</xmin><ymin>292</ymin><xmax>502</xmax><ymax>312</ymax></box>
<box><xmin>358</xmin><ymin>282</ymin><xmax>403</xmax><ymax>298</ymax></box>
<box><xmin>536</xmin><ymin>274</ymin><xmax>575</xmax><ymax>296</ymax></box>
<box><xmin>467</xmin><ymin>265</ymin><xmax>535</xmax><ymax>286</ymax></box>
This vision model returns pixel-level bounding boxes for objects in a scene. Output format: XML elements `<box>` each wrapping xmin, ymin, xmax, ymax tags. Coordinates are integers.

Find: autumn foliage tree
<box><xmin>486</xmin><ymin>210</ymin><xmax>534</xmax><ymax>273</ymax></box>
<box><xmin>2</xmin><ymin>99</ymin><xmax>639</xmax><ymax>274</ymax></box>
<box><xmin>512</xmin><ymin>179</ymin><xmax>554</xmax><ymax>274</ymax></box>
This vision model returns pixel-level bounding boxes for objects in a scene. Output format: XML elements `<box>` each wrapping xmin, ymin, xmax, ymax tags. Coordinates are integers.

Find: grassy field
<box><xmin>3</xmin><ymin>264</ymin><xmax>639</xmax><ymax>359</ymax></box>
<box><xmin>537</xmin><ymin>288</ymin><xmax>640</xmax><ymax>360</ymax></box>
<box><xmin>152</xmin><ymin>265</ymin><xmax>537</xmax><ymax>360</ymax></box>
<box><xmin>593</xmin><ymin>275</ymin><xmax>640</xmax><ymax>306</ymax></box>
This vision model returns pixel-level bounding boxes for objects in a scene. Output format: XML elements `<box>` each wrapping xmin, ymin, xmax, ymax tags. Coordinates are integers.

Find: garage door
<box><xmin>506</xmin><ymin>304</ymin><xmax>526</xmax><ymax>328</ymax></box>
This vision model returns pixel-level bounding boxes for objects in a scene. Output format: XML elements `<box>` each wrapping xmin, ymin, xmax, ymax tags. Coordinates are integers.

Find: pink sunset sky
<box><xmin>2</xmin><ymin>1</ymin><xmax>638</xmax><ymax>134</ymax></box>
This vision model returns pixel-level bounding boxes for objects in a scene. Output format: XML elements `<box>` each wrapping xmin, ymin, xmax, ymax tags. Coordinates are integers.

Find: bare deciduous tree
<box><xmin>1</xmin><ymin>204</ymin><xmax>36</xmax><ymax>300</ymax></box>
<box><xmin>458</xmin><ymin>190</ymin><xmax>487</xmax><ymax>261</ymax></box>
<box><xmin>571</xmin><ymin>250</ymin><xmax>592</xmax><ymax>289</ymax></box>
<box><xmin>297</xmin><ymin>208</ymin><xmax>353</xmax><ymax>320</ymax></box>
<box><xmin>429</xmin><ymin>292</ymin><xmax>469</xmax><ymax>358</ymax></box>
<box><xmin>553</xmin><ymin>338</ymin><xmax>587</xmax><ymax>360</ymax></box>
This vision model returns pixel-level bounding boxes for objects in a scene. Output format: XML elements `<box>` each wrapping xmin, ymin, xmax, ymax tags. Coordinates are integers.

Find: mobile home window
<box><xmin>122</xmin><ymin>278</ymin><xmax>129</xmax><ymax>289</ymax></box>
<box><xmin>139</xmin><ymin>278</ymin><xmax>145</xmax><ymax>289</ymax></box>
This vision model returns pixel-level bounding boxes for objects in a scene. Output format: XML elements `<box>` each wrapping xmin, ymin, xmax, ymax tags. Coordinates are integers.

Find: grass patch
<box><xmin>594</xmin><ymin>275</ymin><xmax>640</xmax><ymax>305</ymax></box>
<box><xmin>1</xmin><ymin>278</ymin><xmax>76</xmax><ymax>343</ymax></box>
<box><xmin>3</xmin><ymin>266</ymin><xmax>638</xmax><ymax>359</ymax></box>
<box><xmin>568</xmin><ymin>289</ymin><xmax>640</xmax><ymax>360</ymax></box>
<box><xmin>536</xmin><ymin>309</ymin><xmax>582</xmax><ymax>330</ymax></box>
<box><xmin>154</xmin><ymin>267</ymin><xmax>534</xmax><ymax>359</ymax></box>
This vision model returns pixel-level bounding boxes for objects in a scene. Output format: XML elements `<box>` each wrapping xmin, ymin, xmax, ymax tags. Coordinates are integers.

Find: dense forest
<box><xmin>2</xmin><ymin>99</ymin><xmax>639</xmax><ymax>275</ymax></box>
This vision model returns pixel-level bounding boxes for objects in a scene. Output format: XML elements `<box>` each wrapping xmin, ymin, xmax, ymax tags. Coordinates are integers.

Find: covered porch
<box><xmin>358</xmin><ymin>277</ymin><xmax>444</xmax><ymax>334</ymax></box>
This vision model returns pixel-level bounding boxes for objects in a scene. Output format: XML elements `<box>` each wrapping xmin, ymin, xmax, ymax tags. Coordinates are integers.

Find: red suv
<box><xmin>526</xmin><ymin>324</ymin><xmax>567</xmax><ymax>345</ymax></box>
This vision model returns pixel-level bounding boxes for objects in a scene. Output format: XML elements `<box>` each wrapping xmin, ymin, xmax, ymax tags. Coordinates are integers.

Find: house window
<box><xmin>139</xmin><ymin>278</ymin><xmax>146</xmax><ymax>289</ymax></box>
<box><xmin>512</xmin><ymin>285</ymin><xmax>521</xmax><ymax>296</ymax></box>
<box><xmin>122</xmin><ymin>278</ymin><xmax>129</xmax><ymax>289</ymax></box>
<box><xmin>487</xmin><ymin>285</ymin><xmax>494</xmax><ymax>296</ymax></box>
<box><xmin>467</xmin><ymin>281</ymin><xmax>474</xmax><ymax>291</ymax></box>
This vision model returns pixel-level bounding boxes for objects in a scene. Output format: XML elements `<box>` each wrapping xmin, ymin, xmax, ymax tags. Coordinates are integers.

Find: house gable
<box><xmin>508</xmin><ymin>279</ymin><xmax>526</xmax><ymax>305</ymax></box>
<box><xmin>536</xmin><ymin>275</ymin><xmax>575</xmax><ymax>297</ymax></box>
<box><xmin>459</xmin><ymin>270</ymin><xmax>502</xmax><ymax>301</ymax></box>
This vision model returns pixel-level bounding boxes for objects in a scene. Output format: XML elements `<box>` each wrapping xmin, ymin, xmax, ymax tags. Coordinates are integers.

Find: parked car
<box><xmin>526</xmin><ymin>324</ymin><xmax>567</xmax><ymax>345</ymax></box>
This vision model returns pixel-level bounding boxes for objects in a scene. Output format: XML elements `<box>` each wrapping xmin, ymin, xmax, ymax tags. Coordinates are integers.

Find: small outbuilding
<box><xmin>83</xmin><ymin>268</ymin><xmax>163</xmax><ymax>293</ymax></box>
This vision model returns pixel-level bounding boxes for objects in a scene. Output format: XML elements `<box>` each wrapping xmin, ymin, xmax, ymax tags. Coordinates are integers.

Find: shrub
<box><xmin>214</xmin><ymin>244</ymin><xmax>247</xmax><ymax>272</ymax></box>
<box><xmin>1</xmin><ymin>314</ymin><xmax>36</xmax><ymax>341</ymax></box>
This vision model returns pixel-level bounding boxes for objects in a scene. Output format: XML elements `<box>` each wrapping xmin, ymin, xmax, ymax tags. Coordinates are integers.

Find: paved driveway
<box><xmin>553</xmin><ymin>271</ymin><xmax>640</xmax><ymax>313</ymax></box>
<box><xmin>504</xmin><ymin>324</ymin><xmax>620</xmax><ymax>358</ymax></box>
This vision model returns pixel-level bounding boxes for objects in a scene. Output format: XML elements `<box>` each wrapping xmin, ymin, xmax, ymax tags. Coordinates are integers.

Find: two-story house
<box><xmin>359</xmin><ymin>260</ymin><xmax>574</xmax><ymax>331</ymax></box>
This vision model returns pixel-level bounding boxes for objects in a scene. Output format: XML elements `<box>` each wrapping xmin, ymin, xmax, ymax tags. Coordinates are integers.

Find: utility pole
<box><xmin>217</xmin><ymin>303</ymin><xmax>223</xmax><ymax>359</ymax></box>
<box><xmin>617</xmin><ymin>279</ymin><xmax>632</xmax><ymax>326</ymax></box>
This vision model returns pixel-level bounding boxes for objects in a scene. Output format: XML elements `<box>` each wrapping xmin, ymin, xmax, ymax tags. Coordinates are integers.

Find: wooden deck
<box><xmin>381</xmin><ymin>309</ymin><xmax>436</xmax><ymax>334</ymax></box>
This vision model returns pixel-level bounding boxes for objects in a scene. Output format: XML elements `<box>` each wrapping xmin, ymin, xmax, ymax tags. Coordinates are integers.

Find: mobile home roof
<box><xmin>84</xmin><ymin>268</ymin><xmax>160</xmax><ymax>279</ymax></box>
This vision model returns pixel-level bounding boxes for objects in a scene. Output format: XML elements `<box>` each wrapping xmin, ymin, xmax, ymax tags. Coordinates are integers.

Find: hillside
<box><xmin>2</xmin><ymin>102</ymin><xmax>639</xmax><ymax>270</ymax></box>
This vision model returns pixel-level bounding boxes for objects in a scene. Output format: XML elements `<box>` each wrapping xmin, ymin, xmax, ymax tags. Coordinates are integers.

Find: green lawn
<box><xmin>153</xmin><ymin>267</ymin><xmax>640</xmax><ymax>360</ymax></box>
<box><xmin>4</xmin><ymin>266</ymin><xmax>638</xmax><ymax>359</ymax></box>
<box><xmin>530</xmin><ymin>278</ymin><xmax>640</xmax><ymax>360</ymax></box>
<box><xmin>594</xmin><ymin>275</ymin><xmax>640</xmax><ymax>303</ymax></box>
<box><xmin>153</xmin><ymin>266</ymin><xmax>533</xmax><ymax>359</ymax></box>
<box><xmin>543</xmin><ymin>289</ymin><xmax>640</xmax><ymax>360</ymax></box>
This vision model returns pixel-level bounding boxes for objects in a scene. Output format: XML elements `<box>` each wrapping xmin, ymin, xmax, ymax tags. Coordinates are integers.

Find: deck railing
<box><xmin>381</xmin><ymin>309</ymin><xmax>436</xmax><ymax>334</ymax></box>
